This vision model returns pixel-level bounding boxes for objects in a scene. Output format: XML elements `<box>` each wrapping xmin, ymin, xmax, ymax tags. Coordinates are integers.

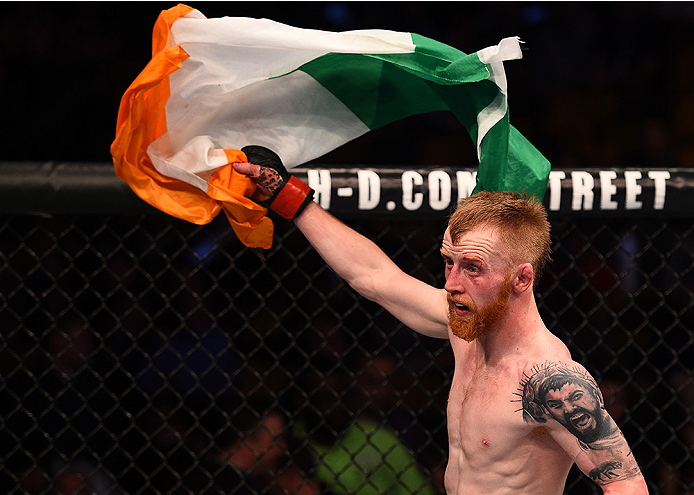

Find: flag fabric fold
<box><xmin>111</xmin><ymin>3</ymin><xmax>550</xmax><ymax>249</ymax></box>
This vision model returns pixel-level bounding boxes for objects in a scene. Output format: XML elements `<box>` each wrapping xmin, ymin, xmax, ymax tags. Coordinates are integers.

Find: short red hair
<box><xmin>447</xmin><ymin>191</ymin><xmax>552</xmax><ymax>288</ymax></box>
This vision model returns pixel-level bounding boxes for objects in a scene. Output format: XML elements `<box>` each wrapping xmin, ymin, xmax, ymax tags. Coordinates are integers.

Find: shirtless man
<box><xmin>233</xmin><ymin>146</ymin><xmax>649</xmax><ymax>494</ymax></box>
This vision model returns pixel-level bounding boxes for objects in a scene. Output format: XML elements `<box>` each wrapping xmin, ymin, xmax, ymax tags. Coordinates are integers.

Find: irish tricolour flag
<box><xmin>111</xmin><ymin>4</ymin><xmax>550</xmax><ymax>249</ymax></box>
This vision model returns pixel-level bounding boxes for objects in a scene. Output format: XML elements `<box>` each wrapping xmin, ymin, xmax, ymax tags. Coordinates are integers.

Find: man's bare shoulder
<box><xmin>534</xmin><ymin>328</ymin><xmax>572</xmax><ymax>358</ymax></box>
<box><xmin>510</xmin><ymin>328</ymin><xmax>572</xmax><ymax>376</ymax></box>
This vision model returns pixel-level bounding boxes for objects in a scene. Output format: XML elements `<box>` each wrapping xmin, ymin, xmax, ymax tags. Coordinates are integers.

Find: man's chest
<box><xmin>447</xmin><ymin>365</ymin><xmax>534</xmax><ymax>454</ymax></box>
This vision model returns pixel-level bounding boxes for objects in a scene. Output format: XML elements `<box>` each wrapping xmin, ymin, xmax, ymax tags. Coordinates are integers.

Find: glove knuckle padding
<box><xmin>241</xmin><ymin>145</ymin><xmax>315</xmax><ymax>221</ymax></box>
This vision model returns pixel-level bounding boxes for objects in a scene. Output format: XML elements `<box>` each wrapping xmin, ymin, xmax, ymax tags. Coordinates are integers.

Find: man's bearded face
<box><xmin>447</xmin><ymin>275</ymin><xmax>512</xmax><ymax>341</ymax></box>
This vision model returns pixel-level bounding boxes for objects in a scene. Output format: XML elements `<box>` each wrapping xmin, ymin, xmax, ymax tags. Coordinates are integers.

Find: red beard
<box><xmin>447</xmin><ymin>276</ymin><xmax>512</xmax><ymax>341</ymax></box>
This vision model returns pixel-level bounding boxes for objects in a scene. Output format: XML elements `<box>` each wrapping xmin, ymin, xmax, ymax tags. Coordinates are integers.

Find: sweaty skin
<box><xmin>441</xmin><ymin>227</ymin><xmax>576</xmax><ymax>494</ymax></box>
<box><xmin>295</xmin><ymin>209</ymin><xmax>646</xmax><ymax>494</ymax></box>
<box><xmin>233</xmin><ymin>162</ymin><xmax>648</xmax><ymax>494</ymax></box>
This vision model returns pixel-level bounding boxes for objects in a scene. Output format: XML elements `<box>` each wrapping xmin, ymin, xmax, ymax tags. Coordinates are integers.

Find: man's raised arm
<box><xmin>233</xmin><ymin>152</ymin><xmax>449</xmax><ymax>339</ymax></box>
<box><xmin>295</xmin><ymin>201</ymin><xmax>449</xmax><ymax>339</ymax></box>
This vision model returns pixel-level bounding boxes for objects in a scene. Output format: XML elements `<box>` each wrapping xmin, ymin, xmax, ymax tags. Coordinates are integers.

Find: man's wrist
<box><xmin>268</xmin><ymin>175</ymin><xmax>314</xmax><ymax>220</ymax></box>
<box><xmin>239</xmin><ymin>145</ymin><xmax>314</xmax><ymax>222</ymax></box>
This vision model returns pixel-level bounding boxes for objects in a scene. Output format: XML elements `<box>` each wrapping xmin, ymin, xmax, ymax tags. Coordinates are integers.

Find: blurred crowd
<box><xmin>0</xmin><ymin>300</ymin><xmax>449</xmax><ymax>495</ymax></box>
<box><xmin>0</xmin><ymin>214</ymin><xmax>452</xmax><ymax>495</ymax></box>
<box><xmin>1</xmin><ymin>211</ymin><xmax>693</xmax><ymax>494</ymax></box>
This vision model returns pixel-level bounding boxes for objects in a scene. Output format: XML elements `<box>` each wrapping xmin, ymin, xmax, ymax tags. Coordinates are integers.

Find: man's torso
<box><xmin>443</xmin><ymin>330</ymin><xmax>575</xmax><ymax>494</ymax></box>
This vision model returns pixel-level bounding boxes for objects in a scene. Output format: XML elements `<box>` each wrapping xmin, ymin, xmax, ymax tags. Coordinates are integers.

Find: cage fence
<box><xmin>0</xmin><ymin>166</ymin><xmax>693</xmax><ymax>495</ymax></box>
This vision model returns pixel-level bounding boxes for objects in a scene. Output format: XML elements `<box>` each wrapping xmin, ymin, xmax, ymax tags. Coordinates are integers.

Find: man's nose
<box><xmin>444</xmin><ymin>269</ymin><xmax>464</xmax><ymax>293</ymax></box>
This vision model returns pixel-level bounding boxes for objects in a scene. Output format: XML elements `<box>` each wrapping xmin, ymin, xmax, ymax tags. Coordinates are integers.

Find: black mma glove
<box><xmin>241</xmin><ymin>145</ymin><xmax>315</xmax><ymax>221</ymax></box>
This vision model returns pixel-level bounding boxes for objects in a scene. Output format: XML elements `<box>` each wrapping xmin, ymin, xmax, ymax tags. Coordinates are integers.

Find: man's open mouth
<box><xmin>450</xmin><ymin>300</ymin><xmax>471</xmax><ymax>316</ymax></box>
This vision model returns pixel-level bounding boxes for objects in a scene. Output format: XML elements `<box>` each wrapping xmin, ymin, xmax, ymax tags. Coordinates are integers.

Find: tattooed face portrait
<box><xmin>543</xmin><ymin>378</ymin><xmax>608</xmax><ymax>443</ymax></box>
<box><xmin>518</xmin><ymin>363</ymin><xmax>614</xmax><ymax>445</ymax></box>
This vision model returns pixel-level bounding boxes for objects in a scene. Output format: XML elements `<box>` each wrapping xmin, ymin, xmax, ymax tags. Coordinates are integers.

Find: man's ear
<box><xmin>513</xmin><ymin>263</ymin><xmax>534</xmax><ymax>293</ymax></box>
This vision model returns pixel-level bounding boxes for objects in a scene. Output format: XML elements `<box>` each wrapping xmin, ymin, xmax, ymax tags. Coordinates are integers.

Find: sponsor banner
<box><xmin>292</xmin><ymin>167</ymin><xmax>691</xmax><ymax>219</ymax></box>
<box><xmin>0</xmin><ymin>164</ymin><xmax>691</xmax><ymax>218</ymax></box>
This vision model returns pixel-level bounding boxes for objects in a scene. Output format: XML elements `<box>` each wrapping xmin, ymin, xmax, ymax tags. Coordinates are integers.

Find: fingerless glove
<box><xmin>241</xmin><ymin>145</ymin><xmax>315</xmax><ymax>221</ymax></box>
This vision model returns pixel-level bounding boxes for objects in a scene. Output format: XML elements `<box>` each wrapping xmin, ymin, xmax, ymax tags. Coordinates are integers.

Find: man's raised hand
<box><xmin>232</xmin><ymin>145</ymin><xmax>314</xmax><ymax>221</ymax></box>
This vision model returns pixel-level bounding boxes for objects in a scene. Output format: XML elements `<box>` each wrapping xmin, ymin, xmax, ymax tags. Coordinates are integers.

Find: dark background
<box><xmin>2</xmin><ymin>1</ymin><xmax>693</xmax><ymax>169</ymax></box>
<box><xmin>2</xmin><ymin>4</ymin><xmax>694</xmax><ymax>494</ymax></box>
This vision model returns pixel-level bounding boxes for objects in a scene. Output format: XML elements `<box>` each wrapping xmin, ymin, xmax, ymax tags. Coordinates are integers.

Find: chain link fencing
<box><xmin>0</xmin><ymin>166</ymin><xmax>693</xmax><ymax>495</ymax></box>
